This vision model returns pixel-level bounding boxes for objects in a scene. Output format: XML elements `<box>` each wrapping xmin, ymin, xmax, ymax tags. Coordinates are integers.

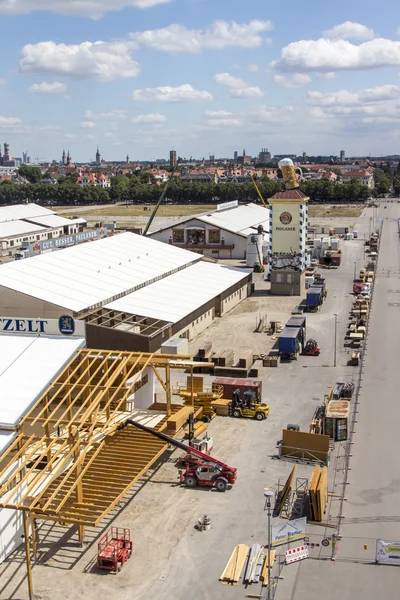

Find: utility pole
<box><xmin>264</xmin><ymin>490</ymin><xmax>274</xmax><ymax>600</ymax></box>
<box><xmin>334</xmin><ymin>313</ymin><xmax>338</xmax><ymax>367</ymax></box>
<box><xmin>353</xmin><ymin>261</ymin><xmax>357</xmax><ymax>281</ymax></box>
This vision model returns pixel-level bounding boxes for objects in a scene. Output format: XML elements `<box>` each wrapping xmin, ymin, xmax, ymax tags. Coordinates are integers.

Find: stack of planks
<box><xmin>308</xmin><ymin>465</ymin><xmax>328</xmax><ymax>522</ymax></box>
<box><xmin>166</xmin><ymin>406</ymin><xmax>194</xmax><ymax>433</ymax></box>
<box><xmin>211</xmin><ymin>399</ymin><xmax>231</xmax><ymax>416</ymax></box>
<box><xmin>261</xmin><ymin>550</ymin><xmax>276</xmax><ymax>586</ymax></box>
<box><xmin>219</xmin><ymin>544</ymin><xmax>249</xmax><ymax>585</ymax></box>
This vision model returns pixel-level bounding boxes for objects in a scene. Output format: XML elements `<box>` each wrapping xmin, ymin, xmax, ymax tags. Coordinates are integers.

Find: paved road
<box><xmin>279</xmin><ymin>200</ymin><xmax>400</xmax><ymax>600</ymax></box>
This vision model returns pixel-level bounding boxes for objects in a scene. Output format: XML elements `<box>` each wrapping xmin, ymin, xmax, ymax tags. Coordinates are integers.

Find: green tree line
<box><xmin>0</xmin><ymin>169</ymin><xmax>371</xmax><ymax>206</ymax></box>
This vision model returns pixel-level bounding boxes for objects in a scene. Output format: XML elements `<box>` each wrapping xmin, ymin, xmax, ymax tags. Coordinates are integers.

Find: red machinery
<box><xmin>117</xmin><ymin>419</ymin><xmax>237</xmax><ymax>492</ymax></box>
<box><xmin>302</xmin><ymin>339</ymin><xmax>321</xmax><ymax>356</ymax></box>
<box><xmin>97</xmin><ymin>527</ymin><xmax>132</xmax><ymax>572</ymax></box>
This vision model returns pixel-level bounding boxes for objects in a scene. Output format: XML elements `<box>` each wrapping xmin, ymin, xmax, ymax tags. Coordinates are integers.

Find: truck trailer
<box><xmin>278</xmin><ymin>327</ymin><xmax>301</xmax><ymax>359</ymax></box>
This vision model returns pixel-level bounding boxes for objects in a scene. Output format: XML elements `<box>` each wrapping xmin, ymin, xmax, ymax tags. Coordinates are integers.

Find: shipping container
<box><xmin>278</xmin><ymin>327</ymin><xmax>301</xmax><ymax>356</ymax></box>
<box><xmin>306</xmin><ymin>286</ymin><xmax>323</xmax><ymax>307</ymax></box>
<box><xmin>212</xmin><ymin>378</ymin><xmax>262</xmax><ymax>402</ymax></box>
<box><xmin>286</xmin><ymin>316</ymin><xmax>306</xmax><ymax>343</ymax></box>
<box><xmin>324</xmin><ymin>400</ymin><xmax>350</xmax><ymax>441</ymax></box>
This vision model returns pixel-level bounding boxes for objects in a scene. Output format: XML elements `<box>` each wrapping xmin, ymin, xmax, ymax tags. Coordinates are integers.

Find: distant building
<box><xmin>209</xmin><ymin>155</ymin><xmax>215</xmax><ymax>162</ymax></box>
<box><xmin>67</xmin><ymin>150</ymin><xmax>71</xmax><ymax>164</ymax></box>
<box><xmin>234</xmin><ymin>150</ymin><xmax>238</xmax><ymax>161</ymax></box>
<box><xmin>96</xmin><ymin>147</ymin><xmax>101</xmax><ymax>166</ymax></box>
<box><xmin>61</xmin><ymin>150</ymin><xmax>66</xmax><ymax>165</ymax></box>
<box><xmin>302</xmin><ymin>151</ymin><xmax>307</xmax><ymax>162</ymax></box>
<box><xmin>3</xmin><ymin>143</ymin><xmax>10</xmax><ymax>163</ymax></box>
<box><xmin>340</xmin><ymin>150</ymin><xmax>345</xmax><ymax>162</ymax></box>
<box><xmin>126</xmin><ymin>154</ymin><xmax>129</xmax><ymax>163</ymax></box>
<box><xmin>170</xmin><ymin>150</ymin><xmax>177</xmax><ymax>168</ymax></box>
<box><xmin>258</xmin><ymin>148</ymin><xmax>271</xmax><ymax>163</ymax></box>
<box><xmin>341</xmin><ymin>170</ymin><xmax>374</xmax><ymax>189</ymax></box>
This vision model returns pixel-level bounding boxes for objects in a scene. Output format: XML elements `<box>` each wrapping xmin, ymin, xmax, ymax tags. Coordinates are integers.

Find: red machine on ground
<box><xmin>97</xmin><ymin>527</ymin><xmax>132</xmax><ymax>572</ymax></box>
<box><xmin>302</xmin><ymin>339</ymin><xmax>321</xmax><ymax>356</ymax></box>
<box><xmin>117</xmin><ymin>419</ymin><xmax>237</xmax><ymax>492</ymax></box>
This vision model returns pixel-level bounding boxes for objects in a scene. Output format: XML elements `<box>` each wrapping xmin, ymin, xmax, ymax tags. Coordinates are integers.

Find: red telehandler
<box><xmin>117</xmin><ymin>419</ymin><xmax>237</xmax><ymax>492</ymax></box>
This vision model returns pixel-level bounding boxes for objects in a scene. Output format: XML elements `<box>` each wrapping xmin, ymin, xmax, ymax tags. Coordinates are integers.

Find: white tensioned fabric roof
<box><xmin>0</xmin><ymin>232</ymin><xmax>201</xmax><ymax>313</ymax></box>
<box><xmin>26</xmin><ymin>214</ymin><xmax>77</xmax><ymax>228</ymax></box>
<box><xmin>0</xmin><ymin>203</ymin><xmax>54</xmax><ymax>223</ymax></box>
<box><xmin>0</xmin><ymin>335</ymin><xmax>85</xmax><ymax>428</ymax></box>
<box><xmin>106</xmin><ymin>261</ymin><xmax>250</xmax><ymax>323</ymax></box>
<box><xmin>0</xmin><ymin>220</ymin><xmax>47</xmax><ymax>239</ymax></box>
<box><xmin>191</xmin><ymin>203</ymin><xmax>269</xmax><ymax>237</ymax></box>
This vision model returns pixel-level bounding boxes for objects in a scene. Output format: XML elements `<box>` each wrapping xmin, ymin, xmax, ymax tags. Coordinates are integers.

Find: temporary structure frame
<box><xmin>0</xmin><ymin>348</ymin><xmax>210</xmax><ymax>599</ymax></box>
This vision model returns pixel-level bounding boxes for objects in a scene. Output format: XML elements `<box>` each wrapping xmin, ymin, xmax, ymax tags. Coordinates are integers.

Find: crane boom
<box><xmin>142</xmin><ymin>162</ymin><xmax>179</xmax><ymax>236</ymax></box>
<box><xmin>249</xmin><ymin>173</ymin><xmax>269</xmax><ymax>209</ymax></box>
<box><xmin>116</xmin><ymin>418</ymin><xmax>233</xmax><ymax>471</ymax></box>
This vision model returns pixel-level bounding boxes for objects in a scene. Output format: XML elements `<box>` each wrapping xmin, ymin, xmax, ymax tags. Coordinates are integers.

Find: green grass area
<box><xmin>59</xmin><ymin>204</ymin><xmax>217</xmax><ymax>218</ymax></box>
<box><xmin>308</xmin><ymin>205</ymin><xmax>364</xmax><ymax>218</ymax></box>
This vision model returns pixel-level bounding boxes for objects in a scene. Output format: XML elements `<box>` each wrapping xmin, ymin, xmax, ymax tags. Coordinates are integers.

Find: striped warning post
<box><xmin>285</xmin><ymin>546</ymin><xmax>309</xmax><ymax>565</ymax></box>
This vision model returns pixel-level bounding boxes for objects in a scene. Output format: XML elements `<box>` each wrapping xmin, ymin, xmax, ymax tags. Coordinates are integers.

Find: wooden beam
<box><xmin>23</xmin><ymin>510</ymin><xmax>34</xmax><ymax>600</ymax></box>
<box><xmin>165</xmin><ymin>363</ymin><xmax>171</xmax><ymax>418</ymax></box>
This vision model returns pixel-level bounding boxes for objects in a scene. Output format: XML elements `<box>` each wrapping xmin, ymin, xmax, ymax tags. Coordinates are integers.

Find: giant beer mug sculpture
<box><xmin>278</xmin><ymin>158</ymin><xmax>303</xmax><ymax>190</ymax></box>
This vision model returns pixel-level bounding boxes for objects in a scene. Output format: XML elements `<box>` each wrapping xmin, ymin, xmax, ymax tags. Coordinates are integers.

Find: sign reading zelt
<box><xmin>376</xmin><ymin>540</ymin><xmax>400</xmax><ymax>565</ymax></box>
<box><xmin>271</xmin><ymin>517</ymin><xmax>307</xmax><ymax>547</ymax></box>
<box><xmin>0</xmin><ymin>317</ymin><xmax>85</xmax><ymax>338</ymax></box>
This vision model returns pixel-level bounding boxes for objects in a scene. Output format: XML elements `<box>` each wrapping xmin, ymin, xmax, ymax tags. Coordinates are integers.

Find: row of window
<box><xmin>172</xmin><ymin>228</ymin><xmax>221</xmax><ymax>244</ymax></box>
<box><xmin>192</xmin><ymin>310</ymin><xmax>212</xmax><ymax>326</ymax></box>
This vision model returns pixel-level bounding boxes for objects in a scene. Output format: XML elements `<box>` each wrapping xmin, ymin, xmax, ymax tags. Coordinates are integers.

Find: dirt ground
<box><xmin>59</xmin><ymin>204</ymin><xmax>216</xmax><ymax>219</ymax></box>
<box><xmin>0</xmin><ymin>210</ymin><xmax>372</xmax><ymax>600</ymax></box>
<box><xmin>308</xmin><ymin>205</ymin><xmax>363</xmax><ymax>218</ymax></box>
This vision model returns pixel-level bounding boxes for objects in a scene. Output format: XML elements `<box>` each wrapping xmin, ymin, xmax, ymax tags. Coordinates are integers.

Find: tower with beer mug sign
<box><xmin>267</xmin><ymin>159</ymin><xmax>309</xmax><ymax>295</ymax></box>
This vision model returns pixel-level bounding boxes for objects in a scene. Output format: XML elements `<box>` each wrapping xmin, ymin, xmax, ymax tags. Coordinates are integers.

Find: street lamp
<box><xmin>353</xmin><ymin>261</ymin><xmax>357</xmax><ymax>281</ymax></box>
<box><xmin>334</xmin><ymin>313</ymin><xmax>338</xmax><ymax>367</ymax></box>
<box><xmin>264</xmin><ymin>490</ymin><xmax>274</xmax><ymax>600</ymax></box>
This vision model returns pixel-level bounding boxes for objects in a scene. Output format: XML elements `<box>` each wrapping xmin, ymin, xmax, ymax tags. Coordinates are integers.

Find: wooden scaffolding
<box><xmin>0</xmin><ymin>348</ymin><xmax>208</xmax><ymax>599</ymax></box>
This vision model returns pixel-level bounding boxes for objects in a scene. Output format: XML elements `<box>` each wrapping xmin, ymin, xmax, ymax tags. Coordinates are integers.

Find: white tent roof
<box><xmin>0</xmin><ymin>203</ymin><xmax>54</xmax><ymax>223</ymax></box>
<box><xmin>198</xmin><ymin>203</ymin><xmax>269</xmax><ymax>236</ymax></box>
<box><xmin>25</xmin><ymin>214</ymin><xmax>76</xmax><ymax>228</ymax></box>
<box><xmin>0</xmin><ymin>232</ymin><xmax>201</xmax><ymax>313</ymax></box>
<box><xmin>0</xmin><ymin>220</ymin><xmax>47</xmax><ymax>239</ymax></box>
<box><xmin>106</xmin><ymin>261</ymin><xmax>250</xmax><ymax>323</ymax></box>
<box><xmin>150</xmin><ymin>203</ymin><xmax>269</xmax><ymax>238</ymax></box>
<box><xmin>0</xmin><ymin>335</ymin><xmax>85</xmax><ymax>428</ymax></box>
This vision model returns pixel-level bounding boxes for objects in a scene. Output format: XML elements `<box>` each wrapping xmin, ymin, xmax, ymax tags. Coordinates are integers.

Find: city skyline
<box><xmin>1</xmin><ymin>1</ymin><xmax>400</xmax><ymax>160</ymax></box>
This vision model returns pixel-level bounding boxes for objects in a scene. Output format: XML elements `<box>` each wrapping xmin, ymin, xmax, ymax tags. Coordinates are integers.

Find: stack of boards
<box><xmin>219</xmin><ymin>544</ymin><xmax>276</xmax><ymax>587</ymax></box>
<box><xmin>309</xmin><ymin>465</ymin><xmax>328</xmax><ymax>522</ymax></box>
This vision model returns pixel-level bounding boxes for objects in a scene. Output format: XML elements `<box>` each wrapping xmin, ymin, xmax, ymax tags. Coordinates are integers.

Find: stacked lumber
<box><xmin>165</xmin><ymin>406</ymin><xmax>194</xmax><ymax>433</ymax></box>
<box><xmin>219</xmin><ymin>544</ymin><xmax>249</xmax><ymax>585</ymax></box>
<box><xmin>261</xmin><ymin>550</ymin><xmax>276</xmax><ymax>586</ymax></box>
<box><xmin>276</xmin><ymin>465</ymin><xmax>297</xmax><ymax>516</ymax></box>
<box><xmin>218</xmin><ymin>350</ymin><xmax>235</xmax><ymax>367</ymax></box>
<box><xmin>184</xmin><ymin>421</ymin><xmax>208</xmax><ymax>439</ymax></box>
<box><xmin>211</xmin><ymin>399</ymin><xmax>231</xmax><ymax>416</ymax></box>
<box><xmin>308</xmin><ymin>465</ymin><xmax>328</xmax><ymax>522</ymax></box>
<box><xmin>238</xmin><ymin>351</ymin><xmax>254</xmax><ymax>371</ymax></box>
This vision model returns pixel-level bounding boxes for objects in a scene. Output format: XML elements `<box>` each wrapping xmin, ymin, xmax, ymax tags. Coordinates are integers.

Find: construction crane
<box><xmin>249</xmin><ymin>173</ymin><xmax>269</xmax><ymax>209</ymax></box>
<box><xmin>142</xmin><ymin>161</ymin><xmax>180</xmax><ymax>236</ymax></box>
<box><xmin>117</xmin><ymin>418</ymin><xmax>237</xmax><ymax>492</ymax></box>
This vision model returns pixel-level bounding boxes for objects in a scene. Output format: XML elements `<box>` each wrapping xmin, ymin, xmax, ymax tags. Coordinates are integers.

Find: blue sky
<box><xmin>1</xmin><ymin>0</ymin><xmax>400</xmax><ymax>162</ymax></box>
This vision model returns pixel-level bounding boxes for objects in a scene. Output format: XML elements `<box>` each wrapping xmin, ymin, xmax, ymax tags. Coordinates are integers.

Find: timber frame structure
<box><xmin>0</xmin><ymin>348</ymin><xmax>208</xmax><ymax>599</ymax></box>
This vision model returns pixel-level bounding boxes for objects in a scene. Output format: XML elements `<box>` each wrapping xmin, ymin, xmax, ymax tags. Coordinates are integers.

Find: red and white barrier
<box><xmin>285</xmin><ymin>546</ymin><xmax>309</xmax><ymax>564</ymax></box>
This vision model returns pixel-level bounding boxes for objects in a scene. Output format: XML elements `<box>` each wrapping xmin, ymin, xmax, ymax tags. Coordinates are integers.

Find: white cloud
<box><xmin>307</xmin><ymin>84</ymin><xmax>400</xmax><ymax>123</ymax></box>
<box><xmin>0</xmin><ymin>0</ymin><xmax>173</xmax><ymax>19</ymax></box>
<box><xmin>0</xmin><ymin>79</ymin><xmax>6</xmax><ymax>85</ymax></box>
<box><xmin>104</xmin><ymin>132</ymin><xmax>116</xmax><ymax>138</ymax></box>
<box><xmin>308</xmin><ymin>84</ymin><xmax>400</xmax><ymax>106</ymax></box>
<box><xmin>248</xmin><ymin>64</ymin><xmax>259</xmax><ymax>72</ymax></box>
<box><xmin>80</xmin><ymin>121</ymin><xmax>96</xmax><ymax>128</ymax></box>
<box><xmin>317</xmin><ymin>72</ymin><xmax>335</xmax><ymax>79</ymax></box>
<box><xmin>0</xmin><ymin>116</ymin><xmax>23</xmax><ymax>128</ymax></box>
<box><xmin>274</xmin><ymin>73</ymin><xmax>311</xmax><ymax>88</ymax></box>
<box><xmin>323</xmin><ymin>21</ymin><xmax>374</xmax><ymax>40</ymax></box>
<box><xmin>132</xmin><ymin>84</ymin><xmax>213</xmax><ymax>102</ymax></box>
<box><xmin>130</xmin><ymin>19</ymin><xmax>273</xmax><ymax>53</ymax></box>
<box><xmin>63</xmin><ymin>133</ymin><xmax>75</xmax><ymax>139</ymax></box>
<box><xmin>132</xmin><ymin>113</ymin><xmax>166</xmax><ymax>123</ymax></box>
<box><xmin>214</xmin><ymin>72</ymin><xmax>264</xmax><ymax>98</ymax></box>
<box><xmin>29</xmin><ymin>81</ymin><xmax>67</xmax><ymax>94</ymax></box>
<box><xmin>20</xmin><ymin>41</ymin><xmax>140</xmax><ymax>81</ymax></box>
<box><xmin>205</xmin><ymin>110</ymin><xmax>234</xmax><ymax>117</ymax></box>
<box><xmin>248</xmin><ymin>105</ymin><xmax>295</xmax><ymax>124</ymax></box>
<box><xmin>84</xmin><ymin>109</ymin><xmax>127</xmax><ymax>120</ymax></box>
<box><xmin>273</xmin><ymin>38</ymin><xmax>400</xmax><ymax>72</ymax></box>
<box><xmin>85</xmin><ymin>134</ymin><xmax>96</xmax><ymax>140</ymax></box>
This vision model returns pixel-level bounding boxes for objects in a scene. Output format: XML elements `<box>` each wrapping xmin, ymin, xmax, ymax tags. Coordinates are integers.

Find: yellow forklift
<box><xmin>231</xmin><ymin>389</ymin><xmax>270</xmax><ymax>421</ymax></box>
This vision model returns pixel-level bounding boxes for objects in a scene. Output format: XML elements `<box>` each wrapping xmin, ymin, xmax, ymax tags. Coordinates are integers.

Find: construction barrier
<box><xmin>285</xmin><ymin>546</ymin><xmax>309</xmax><ymax>565</ymax></box>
